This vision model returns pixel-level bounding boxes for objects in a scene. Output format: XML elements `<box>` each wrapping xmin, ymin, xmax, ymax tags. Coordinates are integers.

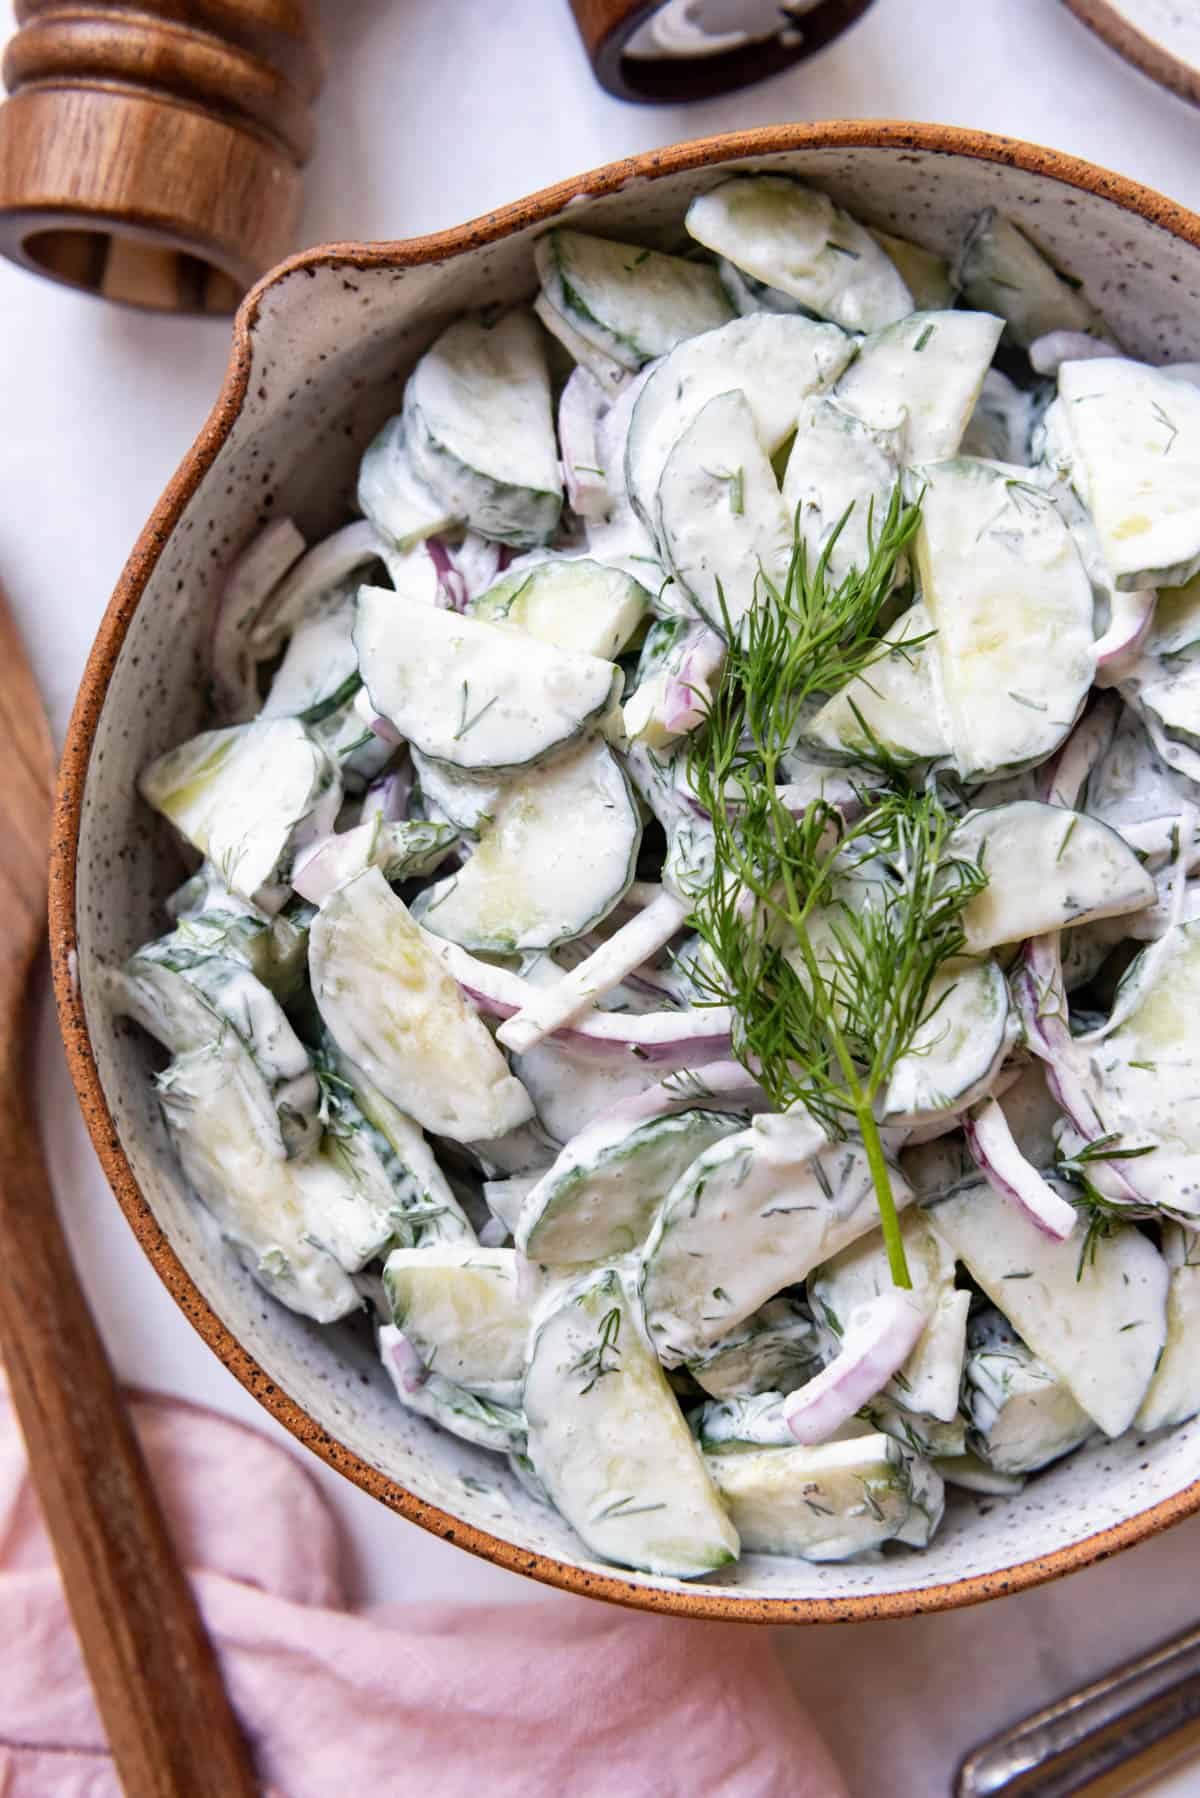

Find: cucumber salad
<box><xmin>112</xmin><ymin>176</ymin><xmax>1200</xmax><ymax>1579</ymax></box>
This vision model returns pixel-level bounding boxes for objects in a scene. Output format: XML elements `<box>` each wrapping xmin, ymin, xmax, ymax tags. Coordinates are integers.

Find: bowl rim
<box><xmin>50</xmin><ymin>117</ymin><xmax>1200</xmax><ymax>1625</ymax></box>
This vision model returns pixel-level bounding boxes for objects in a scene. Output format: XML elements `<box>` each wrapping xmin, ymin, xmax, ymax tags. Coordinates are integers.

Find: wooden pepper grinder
<box><xmin>0</xmin><ymin>1</ymin><xmax>324</xmax><ymax>313</ymax></box>
<box><xmin>568</xmin><ymin>0</ymin><xmax>876</xmax><ymax>102</ymax></box>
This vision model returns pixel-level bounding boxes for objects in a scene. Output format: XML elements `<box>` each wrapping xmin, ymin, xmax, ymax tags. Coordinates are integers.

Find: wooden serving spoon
<box><xmin>0</xmin><ymin>585</ymin><xmax>258</xmax><ymax>1796</ymax></box>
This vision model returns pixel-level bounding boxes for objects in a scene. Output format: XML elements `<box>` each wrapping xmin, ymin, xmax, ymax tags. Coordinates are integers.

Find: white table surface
<box><xmin>5</xmin><ymin>1</ymin><xmax>1200</xmax><ymax>1791</ymax></box>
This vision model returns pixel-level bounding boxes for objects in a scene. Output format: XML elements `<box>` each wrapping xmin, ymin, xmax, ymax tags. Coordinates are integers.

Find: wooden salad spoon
<box><xmin>0</xmin><ymin>584</ymin><xmax>258</xmax><ymax>1796</ymax></box>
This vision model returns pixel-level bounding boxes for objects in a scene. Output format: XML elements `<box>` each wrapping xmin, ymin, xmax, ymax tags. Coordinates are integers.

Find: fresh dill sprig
<box><xmin>685</xmin><ymin>486</ymin><xmax>986</xmax><ymax>1289</ymax></box>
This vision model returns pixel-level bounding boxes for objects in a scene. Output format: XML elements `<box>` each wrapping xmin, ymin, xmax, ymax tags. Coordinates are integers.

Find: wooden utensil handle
<box><xmin>0</xmin><ymin>992</ymin><xmax>259</xmax><ymax>1798</ymax></box>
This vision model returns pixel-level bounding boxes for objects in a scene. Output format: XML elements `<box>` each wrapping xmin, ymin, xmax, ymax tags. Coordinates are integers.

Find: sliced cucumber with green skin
<box><xmin>867</xmin><ymin>1398</ymin><xmax>967</xmax><ymax>1461</ymax></box>
<box><xmin>164</xmin><ymin>875</ymin><xmax>309</xmax><ymax>1003</ymax></box>
<box><xmin>535</xmin><ymin>228</ymin><xmax>733</xmax><ymax>372</ymax></box>
<box><xmin>934</xmin><ymin>1452</ymin><xmax>1025</xmax><ymax>1497</ymax></box>
<box><xmin>310</xmin><ymin>868</ymin><xmax>533</xmax><ymax>1143</ymax></box>
<box><xmin>927</xmin><ymin>1176</ymin><xmax>1168</xmax><ymax>1437</ymax></box>
<box><xmin>157</xmin><ymin>1041</ymin><xmax>361</xmax><ymax>1324</ymax></box>
<box><xmin>656</xmin><ymin>389</ymin><xmax>792</xmax><ymax>639</ymax></box>
<box><xmin>110</xmin><ymin>945</ymin><xmax>319</xmax><ymax>1157</ymax></box>
<box><xmin>639</xmin><ymin>1112</ymin><xmax>912</xmax><ymax>1365</ymax></box>
<box><xmin>412</xmin><ymin>739</ymin><xmax>639</xmax><ymax>954</ymax></box>
<box><xmin>962</xmin><ymin>1305</ymin><xmax>1094</xmax><ymax>1475</ymax></box>
<box><xmin>523</xmin><ymin>1268</ymin><xmax>739</xmax><ymax>1578</ymax></box>
<box><xmin>411</xmin><ymin>748</ymin><xmax>502</xmax><ymax>836</ymax></box>
<box><xmin>811</xmin><ymin>1210</ymin><xmax>969</xmax><ymax>1423</ymax></box>
<box><xmin>533</xmin><ymin>291</ymin><xmax>628</xmax><ymax>395</ymax></box>
<box><xmin>956</xmin><ymin>209</ymin><xmax>1108</xmax><ymax>349</ymax></box>
<box><xmin>380</xmin><ymin>1325</ymin><xmax>526</xmax><ymax>1454</ymax></box>
<box><xmin>781</xmin><ymin>396</ymin><xmax>902</xmax><ymax>591</ymax></box>
<box><xmin>1086</xmin><ymin>702</ymin><xmax>1198</xmax><ymax>833</ymax></box>
<box><xmin>950</xmin><ymin>801</ymin><xmax>1155</xmax><ymax>953</ymax></box>
<box><xmin>687</xmin><ymin>1296</ymin><xmax>820</xmax><ymax>1399</ymax></box>
<box><xmin>358</xmin><ymin>415</ymin><xmax>456</xmax><ymax>549</ymax></box>
<box><xmin>883</xmin><ymin>956</ymin><xmax>1010</xmax><ymax>1123</ymax></box>
<box><xmin>259</xmin><ymin>590</ymin><xmax>360</xmax><ymax>724</ymax></box>
<box><xmin>835</xmin><ymin>312</ymin><xmax>1003</xmax><ymax>462</ymax></box>
<box><xmin>685</xmin><ymin>176</ymin><xmax>912</xmax><ymax>332</ymax></box>
<box><xmin>1058</xmin><ymin>359</ymin><xmax>1200</xmax><ymax>591</ymax></box>
<box><xmin>318</xmin><ymin>1045</ymin><xmax>475</xmax><ymax>1248</ymax></box>
<box><xmin>716</xmin><ymin>258</ymin><xmax>814</xmax><ymax>318</ymax></box>
<box><xmin>471</xmin><ymin>558</ymin><xmax>649</xmax><ymax>660</ymax></box>
<box><xmin>913</xmin><ymin>458</ymin><xmax>1094</xmax><ymax>780</ymax></box>
<box><xmin>1148</xmin><ymin>570</ymin><xmax>1200</xmax><ymax>657</ymax></box>
<box><xmin>625</xmin><ymin>312</ymin><xmax>852</xmax><ymax>536</ymax></box>
<box><xmin>869</xmin><ymin>228</ymin><xmax>955</xmax><ymax>311</ymax></box>
<box><xmin>402</xmin><ymin>312</ymin><xmax>562</xmax><ymax>548</ymax></box>
<box><xmin>703</xmin><ymin>1432</ymin><xmax>943</xmax><ymax>1560</ymax></box>
<box><xmin>1084</xmin><ymin>922</ymin><xmax>1200</xmax><ymax>1218</ymax></box>
<box><xmin>961</xmin><ymin>369</ymin><xmax>1040</xmax><ymax>465</ymax></box>
<box><xmin>1135</xmin><ymin>652</ymin><xmax>1200</xmax><ymax>759</ymax></box>
<box><xmin>806</xmin><ymin>601</ymin><xmax>947</xmax><ymax>766</ymax></box>
<box><xmin>516</xmin><ymin>1107</ymin><xmax>743</xmax><ymax>1265</ymax></box>
<box><xmin>140</xmin><ymin>717</ymin><xmax>341</xmax><ymax>907</ymax></box>
<box><xmin>1137</xmin><ymin>1224</ymin><xmax>1200</xmax><ymax>1430</ymax></box>
<box><xmin>383</xmin><ymin>1246</ymin><xmax>527</xmax><ymax>1402</ymax></box>
<box><xmin>693</xmin><ymin>1390</ymin><xmax>792</xmax><ymax>1448</ymax></box>
<box><xmin>355</xmin><ymin>584</ymin><xmax>621</xmax><ymax>774</ymax></box>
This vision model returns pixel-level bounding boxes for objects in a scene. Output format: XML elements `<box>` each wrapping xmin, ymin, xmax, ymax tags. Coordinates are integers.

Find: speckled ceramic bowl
<box><xmin>51</xmin><ymin>122</ymin><xmax>1200</xmax><ymax>1622</ymax></box>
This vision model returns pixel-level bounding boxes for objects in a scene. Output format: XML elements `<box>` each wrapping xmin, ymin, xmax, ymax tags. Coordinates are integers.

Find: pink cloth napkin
<box><xmin>0</xmin><ymin>1382</ymin><xmax>848</xmax><ymax>1797</ymax></box>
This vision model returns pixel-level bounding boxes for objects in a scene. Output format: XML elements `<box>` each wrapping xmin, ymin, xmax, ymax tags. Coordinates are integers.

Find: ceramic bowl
<box><xmin>51</xmin><ymin>122</ymin><xmax>1200</xmax><ymax>1623</ymax></box>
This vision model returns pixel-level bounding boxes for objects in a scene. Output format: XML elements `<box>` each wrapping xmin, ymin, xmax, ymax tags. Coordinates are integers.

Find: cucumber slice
<box><xmin>259</xmin><ymin>590</ymin><xmax>360</xmax><ymax>724</ymax></box>
<box><xmin>1132</xmin><ymin>651</ymin><xmax>1200</xmax><ymax>759</ymax></box>
<box><xmin>961</xmin><ymin>369</ymin><xmax>1040</xmax><ymax>465</ymax></box>
<box><xmin>913</xmin><ymin>458</ymin><xmax>1094</xmax><ymax>779</ymax></box>
<box><xmin>1137</xmin><ymin>1224</ymin><xmax>1200</xmax><ymax>1430</ymax></box>
<box><xmin>1148</xmin><ymin>570</ymin><xmax>1200</xmax><ymax>656</ymax></box>
<box><xmin>716</xmin><ymin>258</ymin><xmax>813</xmax><ymax>318</ymax></box>
<box><xmin>355</xmin><ymin>584</ymin><xmax>621</xmax><ymax>773</ymax></box>
<box><xmin>704</xmin><ymin>1433</ymin><xmax>943</xmax><ymax>1559</ymax></box>
<box><xmin>835</xmin><ymin>312</ymin><xmax>1003</xmax><ymax>461</ymax></box>
<box><xmin>310</xmin><ymin>868</ymin><xmax>533</xmax><ymax>1143</ymax></box>
<box><xmin>639</xmin><ymin>1112</ymin><xmax>912</xmax><ymax>1365</ymax></box>
<box><xmin>687</xmin><ymin>1296</ymin><xmax>820</xmax><ymax>1399</ymax></box>
<box><xmin>158</xmin><ymin>1041</ymin><xmax>361</xmax><ymax>1324</ymax></box>
<box><xmin>523</xmin><ymin>1268</ymin><xmax>739</xmax><ymax>1578</ymax></box>
<box><xmin>956</xmin><ymin>209</ymin><xmax>1107</xmax><ymax>348</ymax></box>
<box><xmin>950</xmin><ymin>801</ymin><xmax>1155</xmax><ymax>952</ymax></box>
<box><xmin>402</xmin><ymin>312</ymin><xmax>562</xmax><ymax>548</ymax></box>
<box><xmin>781</xmin><ymin>396</ymin><xmax>901</xmax><ymax>590</ymax></box>
<box><xmin>927</xmin><ymin>1176</ymin><xmax>1168</xmax><ymax>1436</ymax></box>
<box><xmin>165</xmin><ymin>872</ymin><xmax>309</xmax><ymax>1001</ymax></box>
<box><xmin>140</xmin><ymin>717</ymin><xmax>341</xmax><ymax>906</ymax></box>
<box><xmin>685</xmin><ymin>176</ymin><xmax>912</xmax><ymax>332</ymax></box>
<box><xmin>805</xmin><ymin>601</ymin><xmax>947</xmax><ymax>765</ymax></box>
<box><xmin>1058</xmin><ymin>359</ymin><xmax>1200</xmax><ymax>590</ymax></box>
<box><xmin>883</xmin><ymin>955</ymin><xmax>1010</xmax><ymax>1123</ymax></box>
<box><xmin>811</xmin><ymin>1210</ymin><xmax>969</xmax><ymax>1422</ymax></box>
<box><xmin>533</xmin><ymin>291</ymin><xmax>628</xmax><ymax>395</ymax></box>
<box><xmin>963</xmin><ymin>1306</ymin><xmax>1093</xmax><ymax>1475</ymax></box>
<box><xmin>1086</xmin><ymin>703</ymin><xmax>1197</xmax><ymax>833</ymax></box>
<box><xmin>656</xmin><ymin>389</ymin><xmax>792</xmax><ymax>638</ymax></box>
<box><xmin>380</xmin><ymin>1325</ymin><xmax>526</xmax><ymax>1454</ymax></box>
<box><xmin>869</xmin><ymin>228</ymin><xmax>955</xmax><ymax>311</ymax></box>
<box><xmin>625</xmin><ymin>312</ymin><xmax>853</xmax><ymax>532</ymax></box>
<box><xmin>357</xmin><ymin>414</ymin><xmax>455</xmax><ymax>550</ymax></box>
<box><xmin>471</xmin><ymin>557</ymin><xmax>649</xmax><ymax>659</ymax></box>
<box><xmin>411</xmin><ymin>748</ymin><xmax>501</xmax><ymax>836</ymax></box>
<box><xmin>934</xmin><ymin>1452</ymin><xmax>1025</xmax><ymax>1497</ymax></box>
<box><xmin>111</xmin><ymin>945</ymin><xmax>319</xmax><ymax>1157</ymax></box>
<box><xmin>1085</xmin><ymin>922</ymin><xmax>1200</xmax><ymax>1217</ymax></box>
<box><xmin>693</xmin><ymin>1391</ymin><xmax>792</xmax><ymax>1449</ymax></box>
<box><xmin>516</xmin><ymin>1107</ymin><xmax>742</xmax><ymax>1265</ymax></box>
<box><xmin>413</xmin><ymin>739</ymin><xmax>639</xmax><ymax>953</ymax></box>
<box><xmin>535</xmin><ymin>228</ymin><xmax>732</xmax><ymax>371</ymax></box>
<box><xmin>383</xmin><ymin>1246</ymin><xmax>527</xmax><ymax>1402</ymax></box>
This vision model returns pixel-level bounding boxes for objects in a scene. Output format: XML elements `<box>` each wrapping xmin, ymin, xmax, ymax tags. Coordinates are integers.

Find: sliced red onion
<box><xmin>292</xmin><ymin>824</ymin><xmax>377</xmax><ymax>905</ymax></box>
<box><xmin>211</xmin><ymin>517</ymin><xmax>306</xmax><ymax>721</ymax></box>
<box><xmin>1037</xmin><ymin>695</ymin><xmax>1119</xmax><ymax>807</ymax></box>
<box><xmin>559</xmin><ymin>367</ymin><xmax>611</xmax><ymax>521</ymax></box>
<box><xmin>426</xmin><ymin>536</ymin><xmax>470</xmax><ymax>612</ymax></box>
<box><xmin>783</xmin><ymin>1293</ymin><xmax>928</xmax><ymax>1445</ymax></box>
<box><xmin>663</xmin><ymin>628</ymin><xmax>725</xmax><ymax>735</ymax></box>
<box><xmin>248</xmin><ymin>520</ymin><xmax>381</xmax><ymax>656</ymax></box>
<box><xmin>361</xmin><ymin>754</ymin><xmax>413</xmax><ymax>825</ymax></box>
<box><xmin>965</xmin><ymin>1097</ymin><xmax>1078</xmax><ymax>1240</ymax></box>
<box><xmin>497</xmin><ymin>891</ymin><xmax>690</xmax><ymax>1055</ymax></box>
<box><xmin>425</xmin><ymin>931</ymin><xmax>732</xmax><ymax>1061</ymax></box>
<box><xmin>379</xmin><ymin>1325</ymin><xmax>427</xmax><ymax>1396</ymax></box>
<box><xmin>1029</xmin><ymin>333</ymin><xmax>1122</xmax><ymax>376</ymax></box>
<box><xmin>1094</xmin><ymin>589</ymin><xmax>1157</xmax><ymax>688</ymax></box>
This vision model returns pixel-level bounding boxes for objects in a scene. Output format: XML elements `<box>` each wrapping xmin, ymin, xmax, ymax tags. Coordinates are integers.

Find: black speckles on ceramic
<box><xmin>50</xmin><ymin>125</ymin><xmax>1200</xmax><ymax>1623</ymax></box>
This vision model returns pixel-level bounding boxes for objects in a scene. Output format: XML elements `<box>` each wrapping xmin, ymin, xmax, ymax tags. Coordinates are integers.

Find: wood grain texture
<box><xmin>565</xmin><ymin>0</ymin><xmax>877</xmax><ymax>101</ymax></box>
<box><xmin>0</xmin><ymin>0</ymin><xmax>324</xmax><ymax>310</ymax></box>
<box><xmin>0</xmin><ymin>588</ymin><xmax>258</xmax><ymax>1796</ymax></box>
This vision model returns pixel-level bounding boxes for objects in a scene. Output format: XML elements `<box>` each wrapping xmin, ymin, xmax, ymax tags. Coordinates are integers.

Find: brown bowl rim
<box><xmin>1062</xmin><ymin>0</ymin><xmax>1200</xmax><ymax>109</ymax></box>
<box><xmin>49</xmin><ymin>118</ymin><xmax>1200</xmax><ymax>1624</ymax></box>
